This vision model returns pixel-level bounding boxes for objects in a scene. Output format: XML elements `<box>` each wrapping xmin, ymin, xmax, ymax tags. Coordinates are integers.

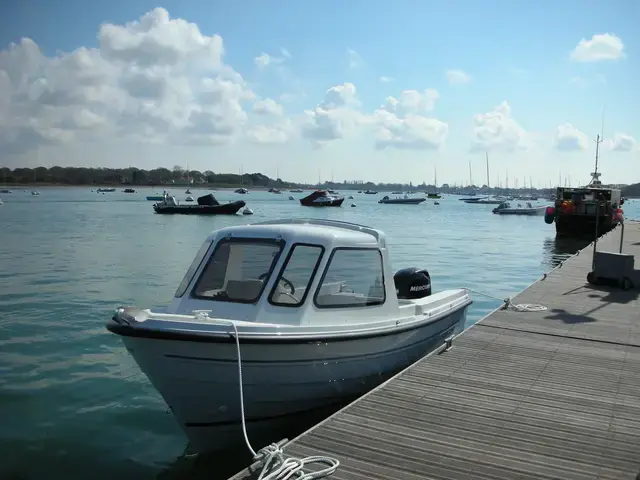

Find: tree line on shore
<box><xmin>0</xmin><ymin>165</ymin><xmax>454</xmax><ymax>191</ymax></box>
<box><xmin>6</xmin><ymin>165</ymin><xmax>636</xmax><ymax>194</ymax></box>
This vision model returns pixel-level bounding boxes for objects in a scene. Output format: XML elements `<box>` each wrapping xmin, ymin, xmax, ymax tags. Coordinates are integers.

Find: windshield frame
<box><xmin>174</xmin><ymin>240</ymin><xmax>215</xmax><ymax>298</ymax></box>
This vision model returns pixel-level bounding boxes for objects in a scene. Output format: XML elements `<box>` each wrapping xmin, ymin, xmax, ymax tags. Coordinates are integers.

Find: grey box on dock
<box><xmin>593</xmin><ymin>251</ymin><xmax>635</xmax><ymax>279</ymax></box>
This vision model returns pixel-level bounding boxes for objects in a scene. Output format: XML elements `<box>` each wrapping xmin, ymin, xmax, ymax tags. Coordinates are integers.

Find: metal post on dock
<box><xmin>619</xmin><ymin>221</ymin><xmax>625</xmax><ymax>254</ymax></box>
<box><xmin>592</xmin><ymin>199</ymin><xmax>601</xmax><ymax>272</ymax></box>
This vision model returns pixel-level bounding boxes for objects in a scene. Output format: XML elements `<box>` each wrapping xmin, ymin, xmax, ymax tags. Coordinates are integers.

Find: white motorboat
<box><xmin>107</xmin><ymin>219</ymin><xmax>472</xmax><ymax>454</ymax></box>
<box><xmin>492</xmin><ymin>201</ymin><xmax>546</xmax><ymax>215</ymax></box>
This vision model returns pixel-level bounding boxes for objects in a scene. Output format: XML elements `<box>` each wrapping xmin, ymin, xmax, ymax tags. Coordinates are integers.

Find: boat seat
<box><xmin>225</xmin><ymin>279</ymin><xmax>264</xmax><ymax>301</ymax></box>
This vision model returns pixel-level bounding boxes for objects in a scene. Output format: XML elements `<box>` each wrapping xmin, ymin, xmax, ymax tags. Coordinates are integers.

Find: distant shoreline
<box><xmin>1</xmin><ymin>183</ymin><xmax>306</xmax><ymax>192</ymax></box>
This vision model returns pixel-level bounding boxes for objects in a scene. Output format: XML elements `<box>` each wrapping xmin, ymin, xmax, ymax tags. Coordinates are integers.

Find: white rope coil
<box><xmin>464</xmin><ymin>287</ymin><xmax>547</xmax><ymax>312</ymax></box>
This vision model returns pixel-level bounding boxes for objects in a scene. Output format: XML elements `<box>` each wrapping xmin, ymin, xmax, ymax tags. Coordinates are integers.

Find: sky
<box><xmin>0</xmin><ymin>0</ymin><xmax>638</xmax><ymax>187</ymax></box>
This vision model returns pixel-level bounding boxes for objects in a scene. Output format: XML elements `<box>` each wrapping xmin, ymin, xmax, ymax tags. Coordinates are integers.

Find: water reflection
<box><xmin>159</xmin><ymin>403</ymin><xmax>347</xmax><ymax>480</ymax></box>
<box><xmin>541</xmin><ymin>237</ymin><xmax>591</xmax><ymax>269</ymax></box>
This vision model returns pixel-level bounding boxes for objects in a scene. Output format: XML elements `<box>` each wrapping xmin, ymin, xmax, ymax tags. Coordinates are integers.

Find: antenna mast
<box><xmin>588</xmin><ymin>134</ymin><xmax>603</xmax><ymax>187</ymax></box>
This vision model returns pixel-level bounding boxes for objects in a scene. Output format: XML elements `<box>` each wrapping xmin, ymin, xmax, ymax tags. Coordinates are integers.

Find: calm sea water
<box><xmin>1</xmin><ymin>187</ymin><xmax>637</xmax><ymax>480</ymax></box>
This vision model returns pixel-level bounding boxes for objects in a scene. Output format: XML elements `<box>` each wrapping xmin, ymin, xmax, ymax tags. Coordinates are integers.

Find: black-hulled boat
<box><xmin>299</xmin><ymin>190</ymin><xmax>344</xmax><ymax>207</ymax></box>
<box><xmin>153</xmin><ymin>193</ymin><xmax>245</xmax><ymax>215</ymax></box>
<box><xmin>545</xmin><ymin>135</ymin><xmax>623</xmax><ymax>237</ymax></box>
<box><xmin>378</xmin><ymin>195</ymin><xmax>426</xmax><ymax>205</ymax></box>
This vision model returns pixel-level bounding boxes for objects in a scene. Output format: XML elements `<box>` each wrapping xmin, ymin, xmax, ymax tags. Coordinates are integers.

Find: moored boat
<box><xmin>106</xmin><ymin>218</ymin><xmax>472</xmax><ymax>453</ymax></box>
<box><xmin>379</xmin><ymin>195</ymin><xmax>426</xmax><ymax>205</ymax></box>
<box><xmin>464</xmin><ymin>196</ymin><xmax>504</xmax><ymax>205</ymax></box>
<box><xmin>153</xmin><ymin>193</ymin><xmax>246</xmax><ymax>215</ymax></box>
<box><xmin>492</xmin><ymin>202</ymin><xmax>546</xmax><ymax>215</ymax></box>
<box><xmin>299</xmin><ymin>190</ymin><xmax>344</xmax><ymax>207</ymax></box>
<box><xmin>546</xmin><ymin>135</ymin><xmax>623</xmax><ymax>237</ymax></box>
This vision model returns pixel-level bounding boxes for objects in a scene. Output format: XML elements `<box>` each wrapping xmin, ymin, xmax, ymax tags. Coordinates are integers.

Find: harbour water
<box><xmin>1</xmin><ymin>187</ymin><xmax>637</xmax><ymax>479</ymax></box>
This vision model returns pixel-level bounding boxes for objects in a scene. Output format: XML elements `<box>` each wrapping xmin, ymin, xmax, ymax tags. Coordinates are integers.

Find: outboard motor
<box><xmin>394</xmin><ymin>267</ymin><xmax>432</xmax><ymax>299</ymax></box>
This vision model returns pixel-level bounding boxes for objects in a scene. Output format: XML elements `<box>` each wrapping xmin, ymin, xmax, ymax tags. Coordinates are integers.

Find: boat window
<box><xmin>174</xmin><ymin>240</ymin><xmax>214</xmax><ymax>298</ymax></box>
<box><xmin>268</xmin><ymin>244</ymin><xmax>325</xmax><ymax>307</ymax></box>
<box><xmin>191</xmin><ymin>239</ymin><xmax>284</xmax><ymax>303</ymax></box>
<box><xmin>314</xmin><ymin>248</ymin><xmax>385</xmax><ymax>309</ymax></box>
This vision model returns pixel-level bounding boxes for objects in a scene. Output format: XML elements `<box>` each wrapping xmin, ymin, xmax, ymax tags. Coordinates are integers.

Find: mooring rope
<box><xmin>464</xmin><ymin>287</ymin><xmax>548</xmax><ymax>312</ymax></box>
<box><xmin>223</xmin><ymin>317</ymin><xmax>340</xmax><ymax>480</ymax></box>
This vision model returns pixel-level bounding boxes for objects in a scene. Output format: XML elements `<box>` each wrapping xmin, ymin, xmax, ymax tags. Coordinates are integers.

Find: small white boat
<box><xmin>107</xmin><ymin>219</ymin><xmax>472</xmax><ymax>453</ymax></box>
<box><xmin>185</xmin><ymin>196</ymin><xmax>194</xmax><ymax>202</ymax></box>
<box><xmin>242</xmin><ymin>207</ymin><xmax>254</xmax><ymax>215</ymax></box>
<box><xmin>31</xmin><ymin>191</ymin><xmax>40</xmax><ymax>196</ymax></box>
<box><xmin>492</xmin><ymin>201</ymin><xmax>546</xmax><ymax>215</ymax></box>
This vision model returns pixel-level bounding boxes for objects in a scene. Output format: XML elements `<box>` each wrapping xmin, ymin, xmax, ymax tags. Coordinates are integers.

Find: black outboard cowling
<box><xmin>394</xmin><ymin>267</ymin><xmax>432</xmax><ymax>299</ymax></box>
<box><xmin>197</xmin><ymin>194</ymin><xmax>220</xmax><ymax>206</ymax></box>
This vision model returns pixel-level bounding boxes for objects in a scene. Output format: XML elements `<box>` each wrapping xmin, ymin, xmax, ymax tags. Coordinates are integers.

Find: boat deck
<box><xmin>230</xmin><ymin>223</ymin><xmax>640</xmax><ymax>480</ymax></box>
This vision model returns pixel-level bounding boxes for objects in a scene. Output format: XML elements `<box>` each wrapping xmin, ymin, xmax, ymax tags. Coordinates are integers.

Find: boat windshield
<box><xmin>191</xmin><ymin>238</ymin><xmax>285</xmax><ymax>303</ymax></box>
<box><xmin>174</xmin><ymin>240</ymin><xmax>214</xmax><ymax>298</ymax></box>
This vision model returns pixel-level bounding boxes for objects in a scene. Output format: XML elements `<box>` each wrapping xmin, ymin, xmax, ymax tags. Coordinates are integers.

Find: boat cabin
<box><xmin>556</xmin><ymin>186</ymin><xmax>622</xmax><ymax>215</ymax></box>
<box><xmin>165</xmin><ymin>219</ymin><xmax>431</xmax><ymax>326</ymax></box>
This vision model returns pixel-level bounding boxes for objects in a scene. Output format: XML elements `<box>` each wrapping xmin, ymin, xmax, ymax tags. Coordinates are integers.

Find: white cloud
<box><xmin>373</xmin><ymin>111</ymin><xmax>448</xmax><ymax>150</ymax></box>
<box><xmin>379</xmin><ymin>76</ymin><xmax>393</xmax><ymax>83</ymax></box>
<box><xmin>346</xmin><ymin>48</ymin><xmax>362</xmax><ymax>69</ymax></box>
<box><xmin>554</xmin><ymin>123</ymin><xmax>589</xmax><ymax>151</ymax></box>
<box><xmin>470</xmin><ymin>101</ymin><xmax>527</xmax><ymax>152</ymax></box>
<box><xmin>301</xmin><ymin>83</ymin><xmax>364</xmax><ymax>146</ymax></box>
<box><xmin>604</xmin><ymin>133</ymin><xmax>637</xmax><ymax>152</ymax></box>
<box><xmin>252</xmin><ymin>98</ymin><xmax>284</xmax><ymax>116</ymax></box>
<box><xmin>373</xmin><ymin>89</ymin><xmax>447</xmax><ymax>150</ymax></box>
<box><xmin>247</xmin><ymin>120</ymin><xmax>295</xmax><ymax>145</ymax></box>
<box><xmin>445</xmin><ymin>69</ymin><xmax>471</xmax><ymax>85</ymax></box>
<box><xmin>0</xmin><ymin>8</ymin><xmax>255</xmax><ymax>154</ymax></box>
<box><xmin>570</xmin><ymin>33</ymin><xmax>625</xmax><ymax>62</ymax></box>
<box><xmin>381</xmin><ymin>89</ymin><xmax>439</xmax><ymax>116</ymax></box>
<box><xmin>254</xmin><ymin>48</ymin><xmax>291</xmax><ymax>68</ymax></box>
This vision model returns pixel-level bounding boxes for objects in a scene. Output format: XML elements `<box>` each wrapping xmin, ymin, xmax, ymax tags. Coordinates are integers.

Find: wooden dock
<box><xmin>231</xmin><ymin>223</ymin><xmax>640</xmax><ymax>480</ymax></box>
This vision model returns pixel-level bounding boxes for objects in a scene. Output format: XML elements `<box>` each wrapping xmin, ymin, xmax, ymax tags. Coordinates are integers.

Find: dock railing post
<box><xmin>619</xmin><ymin>221</ymin><xmax>625</xmax><ymax>254</ymax></box>
<box><xmin>592</xmin><ymin>199</ymin><xmax>601</xmax><ymax>272</ymax></box>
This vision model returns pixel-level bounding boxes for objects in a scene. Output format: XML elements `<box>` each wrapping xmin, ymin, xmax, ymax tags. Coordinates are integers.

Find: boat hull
<box><xmin>299</xmin><ymin>198</ymin><xmax>345</xmax><ymax>207</ymax></box>
<box><xmin>493</xmin><ymin>208</ymin><xmax>545</xmax><ymax>215</ymax></box>
<box><xmin>113</xmin><ymin>305</ymin><xmax>468</xmax><ymax>453</ymax></box>
<box><xmin>555</xmin><ymin>214</ymin><xmax>618</xmax><ymax>237</ymax></box>
<box><xmin>153</xmin><ymin>201</ymin><xmax>246</xmax><ymax>215</ymax></box>
<box><xmin>379</xmin><ymin>199</ymin><xmax>426</xmax><ymax>204</ymax></box>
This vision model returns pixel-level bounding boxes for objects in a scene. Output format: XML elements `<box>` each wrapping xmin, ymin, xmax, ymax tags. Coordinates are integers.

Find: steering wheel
<box><xmin>258</xmin><ymin>272</ymin><xmax>295</xmax><ymax>295</ymax></box>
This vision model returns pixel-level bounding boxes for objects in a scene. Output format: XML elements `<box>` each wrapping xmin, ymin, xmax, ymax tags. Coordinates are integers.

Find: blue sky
<box><xmin>0</xmin><ymin>0</ymin><xmax>638</xmax><ymax>186</ymax></box>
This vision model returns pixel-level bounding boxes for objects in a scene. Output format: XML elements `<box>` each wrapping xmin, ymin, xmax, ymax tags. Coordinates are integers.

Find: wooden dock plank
<box><xmin>230</xmin><ymin>223</ymin><xmax>640</xmax><ymax>480</ymax></box>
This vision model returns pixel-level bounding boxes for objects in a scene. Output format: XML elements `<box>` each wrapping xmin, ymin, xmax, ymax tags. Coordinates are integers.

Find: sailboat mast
<box><xmin>434</xmin><ymin>162</ymin><xmax>438</xmax><ymax>189</ymax></box>
<box><xmin>468</xmin><ymin>160</ymin><xmax>473</xmax><ymax>187</ymax></box>
<box><xmin>485</xmin><ymin>152</ymin><xmax>490</xmax><ymax>188</ymax></box>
